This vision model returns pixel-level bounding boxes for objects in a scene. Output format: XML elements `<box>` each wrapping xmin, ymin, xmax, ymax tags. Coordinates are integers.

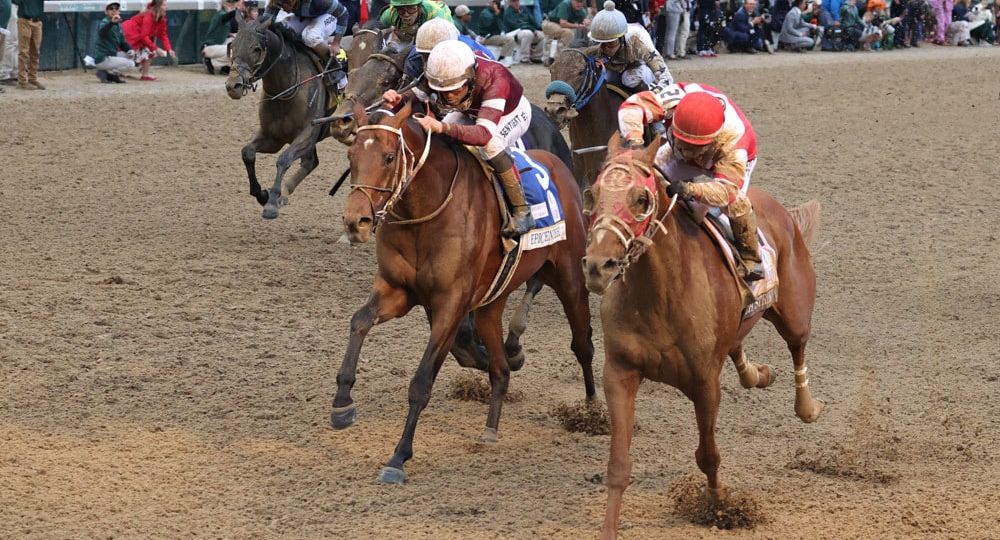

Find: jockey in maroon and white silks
<box><xmin>617</xmin><ymin>82</ymin><xmax>765</xmax><ymax>280</ymax></box>
<box><xmin>384</xmin><ymin>40</ymin><xmax>535</xmax><ymax>237</ymax></box>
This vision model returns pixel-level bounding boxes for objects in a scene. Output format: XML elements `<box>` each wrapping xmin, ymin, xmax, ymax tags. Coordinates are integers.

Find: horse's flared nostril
<box><xmin>357</xmin><ymin>216</ymin><xmax>372</xmax><ymax>230</ymax></box>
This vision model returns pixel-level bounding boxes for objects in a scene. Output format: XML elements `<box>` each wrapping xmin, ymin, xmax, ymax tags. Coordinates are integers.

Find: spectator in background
<box><xmin>92</xmin><ymin>2</ymin><xmax>135</xmax><ymax>83</ymax></box>
<box><xmin>543</xmin><ymin>0</ymin><xmax>590</xmax><ymax>53</ymax></box>
<box><xmin>660</xmin><ymin>0</ymin><xmax>689</xmax><ymax>58</ymax></box>
<box><xmin>968</xmin><ymin>0</ymin><xmax>995</xmax><ymax>43</ymax></box>
<box><xmin>0</xmin><ymin>0</ymin><xmax>15</xmax><ymax>85</ymax></box>
<box><xmin>13</xmin><ymin>0</ymin><xmax>43</xmax><ymax>90</ymax></box>
<box><xmin>242</xmin><ymin>0</ymin><xmax>259</xmax><ymax>20</ymax></box>
<box><xmin>694</xmin><ymin>0</ymin><xmax>720</xmax><ymax>56</ymax></box>
<box><xmin>823</xmin><ymin>0</ymin><xmax>843</xmax><ymax>23</ymax></box>
<box><xmin>202</xmin><ymin>0</ymin><xmax>240</xmax><ymax>75</ymax></box>
<box><xmin>0</xmin><ymin>0</ymin><xmax>9</xmax><ymax>87</ymax></box>
<box><xmin>474</xmin><ymin>0</ymin><xmax>517</xmax><ymax>65</ymax></box>
<box><xmin>723</xmin><ymin>0</ymin><xmax>769</xmax><ymax>52</ymax></box>
<box><xmin>929</xmin><ymin>0</ymin><xmax>954</xmax><ymax>44</ymax></box>
<box><xmin>780</xmin><ymin>0</ymin><xmax>819</xmax><ymax>50</ymax></box>
<box><xmin>123</xmin><ymin>0</ymin><xmax>174</xmax><ymax>81</ymax></box>
<box><xmin>902</xmin><ymin>0</ymin><xmax>925</xmax><ymax>45</ymax></box>
<box><xmin>504</xmin><ymin>0</ymin><xmax>545</xmax><ymax>63</ymax></box>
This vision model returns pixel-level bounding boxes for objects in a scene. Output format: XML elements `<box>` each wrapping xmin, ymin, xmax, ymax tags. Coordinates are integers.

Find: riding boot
<box><xmin>489</xmin><ymin>152</ymin><xmax>536</xmax><ymax>238</ymax></box>
<box><xmin>730</xmin><ymin>210</ymin><xmax>765</xmax><ymax>281</ymax></box>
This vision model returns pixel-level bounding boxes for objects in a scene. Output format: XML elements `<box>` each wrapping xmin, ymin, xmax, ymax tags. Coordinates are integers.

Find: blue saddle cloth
<box><xmin>510</xmin><ymin>147</ymin><xmax>563</xmax><ymax>229</ymax></box>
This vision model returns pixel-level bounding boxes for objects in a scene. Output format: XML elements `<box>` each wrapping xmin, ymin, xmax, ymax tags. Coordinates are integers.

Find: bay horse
<box><xmin>226</xmin><ymin>15</ymin><xmax>336</xmax><ymax>219</ymax></box>
<box><xmin>325</xmin><ymin>41</ymin><xmax>576</xmax><ymax>370</ymax></box>
<box><xmin>333</xmin><ymin>101</ymin><xmax>596</xmax><ymax>484</ymax></box>
<box><xmin>581</xmin><ymin>136</ymin><xmax>824</xmax><ymax>539</ymax></box>
<box><xmin>545</xmin><ymin>47</ymin><xmax>626</xmax><ymax>187</ymax></box>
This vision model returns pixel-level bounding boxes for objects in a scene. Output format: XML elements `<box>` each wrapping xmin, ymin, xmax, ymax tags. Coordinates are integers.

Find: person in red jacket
<box><xmin>122</xmin><ymin>0</ymin><xmax>174</xmax><ymax>81</ymax></box>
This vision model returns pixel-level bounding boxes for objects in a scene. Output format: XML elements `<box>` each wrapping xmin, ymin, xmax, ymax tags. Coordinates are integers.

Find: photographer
<box><xmin>779</xmin><ymin>0</ymin><xmax>819</xmax><ymax>50</ymax></box>
<box><xmin>91</xmin><ymin>2</ymin><xmax>135</xmax><ymax>83</ymax></box>
<box><xmin>722</xmin><ymin>0</ymin><xmax>768</xmax><ymax>52</ymax></box>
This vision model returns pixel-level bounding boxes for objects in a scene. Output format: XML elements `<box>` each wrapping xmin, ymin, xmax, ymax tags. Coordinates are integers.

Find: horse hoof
<box><xmin>255</xmin><ymin>192</ymin><xmax>269</xmax><ymax>206</ymax></box>
<box><xmin>377</xmin><ymin>466</ymin><xmax>406</xmax><ymax>485</ymax></box>
<box><xmin>481</xmin><ymin>427</ymin><xmax>499</xmax><ymax>443</ymax></box>
<box><xmin>330</xmin><ymin>404</ymin><xmax>357</xmax><ymax>430</ymax></box>
<box><xmin>762</xmin><ymin>365</ymin><xmax>777</xmax><ymax>388</ymax></box>
<box><xmin>797</xmin><ymin>399</ymin><xmax>825</xmax><ymax>423</ymax></box>
<box><xmin>506</xmin><ymin>349</ymin><xmax>525</xmax><ymax>372</ymax></box>
<box><xmin>278</xmin><ymin>195</ymin><xmax>289</xmax><ymax>207</ymax></box>
<box><xmin>262</xmin><ymin>205</ymin><xmax>280</xmax><ymax>220</ymax></box>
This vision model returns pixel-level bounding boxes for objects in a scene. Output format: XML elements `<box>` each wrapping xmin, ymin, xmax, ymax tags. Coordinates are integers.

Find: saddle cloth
<box><xmin>466</xmin><ymin>145</ymin><xmax>568</xmax><ymax>308</ymax></box>
<box><xmin>694</xmin><ymin>205</ymin><xmax>780</xmax><ymax>319</ymax></box>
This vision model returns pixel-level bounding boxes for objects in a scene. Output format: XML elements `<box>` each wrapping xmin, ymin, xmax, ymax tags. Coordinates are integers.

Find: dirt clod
<box><xmin>447</xmin><ymin>372</ymin><xmax>523</xmax><ymax>403</ymax></box>
<box><xmin>551</xmin><ymin>400</ymin><xmax>609</xmax><ymax>435</ymax></box>
<box><xmin>669</xmin><ymin>475</ymin><xmax>763</xmax><ymax>530</ymax></box>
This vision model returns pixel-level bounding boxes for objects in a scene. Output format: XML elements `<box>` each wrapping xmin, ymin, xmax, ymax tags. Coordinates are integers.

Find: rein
<box><xmin>551</xmin><ymin>49</ymin><xmax>606</xmax><ymax>111</ymax></box>
<box><xmin>352</xmin><ymin>121</ymin><xmax>452</xmax><ymax>230</ymax></box>
<box><xmin>590</xmin><ymin>160</ymin><xmax>679</xmax><ymax>282</ymax></box>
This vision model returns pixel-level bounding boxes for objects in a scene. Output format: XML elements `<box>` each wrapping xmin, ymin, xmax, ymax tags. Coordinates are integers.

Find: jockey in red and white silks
<box><xmin>618</xmin><ymin>82</ymin><xmax>764</xmax><ymax>280</ymax></box>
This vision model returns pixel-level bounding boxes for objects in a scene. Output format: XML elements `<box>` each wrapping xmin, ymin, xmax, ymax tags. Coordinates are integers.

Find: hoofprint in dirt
<box><xmin>2</xmin><ymin>48</ymin><xmax>999</xmax><ymax>539</ymax></box>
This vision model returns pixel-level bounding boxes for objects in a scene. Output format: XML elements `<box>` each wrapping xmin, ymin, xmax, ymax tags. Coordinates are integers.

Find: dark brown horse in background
<box><xmin>545</xmin><ymin>47</ymin><xmax>626</xmax><ymax>187</ymax></box>
<box><xmin>333</xmin><ymin>102</ymin><xmax>596</xmax><ymax>484</ymax></box>
<box><xmin>226</xmin><ymin>15</ymin><xmax>336</xmax><ymax>219</ymax></box>
<box><xmin>581</xmin><ymin>136</ymin><xmax>824</xmax><ymax>539</ymax></box>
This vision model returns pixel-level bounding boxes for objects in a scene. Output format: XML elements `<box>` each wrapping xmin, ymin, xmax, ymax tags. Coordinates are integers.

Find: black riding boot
<box><xmin>489</xmin><ymin>152</ymin><xmax>535</xmax><ymax>237</ymax></box>
<box><xmin>730</xmin><ymin>210</ymin><xmax>765</xmax><ymax>281</ymax></box>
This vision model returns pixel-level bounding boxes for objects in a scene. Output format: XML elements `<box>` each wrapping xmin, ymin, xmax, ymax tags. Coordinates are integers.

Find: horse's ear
<box><xmin>353</xmin><ymin>101</ymin><xmax>368</xmax><ymax>127</ymax></box>
<box><xmin>641</xmin><ymin>135</ymin><xmax>662</xmax><ymax>165</ymax></box>
<box><xmin>393</xmin><ymin>101</ymin><xmax>414</xmax><ymax>128</ymax></box>
<box><xmin>383</xmin><ymin>26</ymin><xmax>395</xmax><ymax>39</ymax></box>
<box><xmin>352</xmin><ymin>22</ymin><xmax>360</xmax><ymax>34</ymax></box>
<box><xmin>258</xmin><ymin>13</ymin><xmax>273</xmax><ymax>30</ymax></box>
<box><xmin>607</xmin><ymin>132</ymin><xmax>621</xmax><ymax>156</ymax></box>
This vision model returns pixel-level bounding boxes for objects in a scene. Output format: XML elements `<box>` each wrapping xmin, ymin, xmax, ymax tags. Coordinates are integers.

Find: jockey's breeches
<box><xmin>280</xmin><ymin>14</ymin><xmax>339</xmax><ymax>48</ymax></box>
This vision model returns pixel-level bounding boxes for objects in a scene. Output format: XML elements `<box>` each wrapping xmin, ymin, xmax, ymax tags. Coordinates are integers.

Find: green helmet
<box><xmin>588</xmin><ymin>1</ymin><xmax>627</xmax><ymax>43</ymax></box>
<box><xmin>390</xmin><ymin>0</ymin><xmax>422</xmax><ymax>6</ymax></box>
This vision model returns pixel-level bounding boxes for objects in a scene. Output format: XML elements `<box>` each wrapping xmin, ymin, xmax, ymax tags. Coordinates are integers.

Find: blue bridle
<box><xmin>544</xmin><ymin>50</ymin><xmax>606</xmax><ymax>111</ymax></box>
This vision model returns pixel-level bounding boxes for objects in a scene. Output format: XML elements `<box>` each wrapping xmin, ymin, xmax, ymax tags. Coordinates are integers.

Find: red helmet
<box><xmin>670</xmin><ymin>92</ymin><xmax>726</xmax><ymax>146</ymax></box>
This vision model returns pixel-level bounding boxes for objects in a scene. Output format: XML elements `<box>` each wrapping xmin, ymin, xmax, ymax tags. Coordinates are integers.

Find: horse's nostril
<box><xmin>358</xmin><ymin>216</ymin><xmax>372</xmax><ymax>228</ymax></box>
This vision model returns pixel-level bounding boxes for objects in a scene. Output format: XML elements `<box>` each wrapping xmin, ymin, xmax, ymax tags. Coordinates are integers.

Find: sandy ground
<box><xmin>2</xmin><ymin>46</ymin><xmax>1000</xmax><ymax>539</ymax></box>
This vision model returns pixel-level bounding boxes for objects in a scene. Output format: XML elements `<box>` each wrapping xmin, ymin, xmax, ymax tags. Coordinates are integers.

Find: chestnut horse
<box><xmin>581</xmin><ymin>136</ymin><xmax>824</xmax><ymax>539</ymax></box>
<box><xmin>334</xmin><ymin>102</ymin><xmax>596</xmax><ymax>484</ymax></box>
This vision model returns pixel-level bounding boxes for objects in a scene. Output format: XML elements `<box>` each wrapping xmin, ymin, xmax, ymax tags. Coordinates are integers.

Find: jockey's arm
<box><xmin>641</xmin><ymin>43</ymin><xmax>674</xmax><ymax>87</ymax></box>
<box><xmin>618</xmin><ymin>91</ymin><xmax>667</xmax><ymax>146</ymax></box>
<box><xmin>329</xmin><ymin>0</ymin><xmax>350</xmax><ymax>38</ymax></box>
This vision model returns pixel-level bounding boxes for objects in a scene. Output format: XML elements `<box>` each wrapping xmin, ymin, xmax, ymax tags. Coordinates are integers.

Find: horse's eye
<box><xmin>253</xmin><ymin>46</ymin><xmax>262</xmax><ymax>54</ymax></box>
<box><xmin>384</xmin><ymin>153</ymin><xmax>395</xmax><ymax>165</ymax></box>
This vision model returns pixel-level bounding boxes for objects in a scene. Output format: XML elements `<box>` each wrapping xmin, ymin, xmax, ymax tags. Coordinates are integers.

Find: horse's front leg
<box><xmin>242</xmin><ymin>131</ymin><xmax>282</xmax><ymax>207</ymax></box>
<box><xmin>600</xmin><ymin>356</ymin><xmax>642</xmax><ymax>540</ymax></box>
<box><xmin>503</xmin><ymin>276</ymin><xmax>544</xmax><ymax>371</ymax></box>
<box><xmin>331</xmin><ymin>278</ymin><xmax>414</xmax><ymax>429</ymax></box>
<box><xmin>378</xmin><ymin>297</ymin><xmax>467</xmax><ymax>485</ymax></box>
<box><xmin>263</xmin><ymin>127</ymin><xmax>318</xmax><ymax>219</ymax></box>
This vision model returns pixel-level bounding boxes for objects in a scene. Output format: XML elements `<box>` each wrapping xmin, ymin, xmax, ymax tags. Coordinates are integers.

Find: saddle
<box><xmin>464</xmin><ymin>146</ymin><xmax>569</xmax><ymax>308</ymax></box>
<box><xmin>683</xmin><ymin>201</ymin><xmax>779</xmax><ymax>319</ymax></box>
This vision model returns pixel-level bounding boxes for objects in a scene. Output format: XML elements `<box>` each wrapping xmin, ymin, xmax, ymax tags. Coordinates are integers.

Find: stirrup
<box><xmin>740</xmin><ymin>261</ymin><xmax>765</xmax><ymax>282</ymax></box>
<box><xmin>503</xmin><ymin>208</ymin><xmax>535</xmax><ymax>238</ymax></box>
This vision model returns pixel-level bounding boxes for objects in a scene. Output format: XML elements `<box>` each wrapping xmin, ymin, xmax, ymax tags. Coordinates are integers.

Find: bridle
<box><xmin>341</xmin><ymin>51</ymin><xmax>405</xmax><ymax>111</ymax></box>
<box><xmin>588</xmin><ymin>156</ymin><xmax>678</xmax><ymax>282</ymax></box>
<box><xmin>230</xmin><ymin>25</ymin><xmax>288</xmax><ymax>97</ymax></box>
<box><xmin>545</xmin><ymin>49</ymin><xmax>606</xmax><ymax>113</ymax></box>
<box><xmin>351</xmin><ymin>116</ymin><xmax>459</xmax><ymax>231</ymax></box>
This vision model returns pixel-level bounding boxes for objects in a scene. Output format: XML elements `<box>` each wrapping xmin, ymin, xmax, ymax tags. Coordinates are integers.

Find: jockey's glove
<box><xmin>666</xmin><ymin>179</ymin><xmax>694</xmax><ymax>200</ymax></box>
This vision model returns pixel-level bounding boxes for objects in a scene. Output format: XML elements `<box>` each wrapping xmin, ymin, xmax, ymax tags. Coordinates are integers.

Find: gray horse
<box><xmin>226</xmin><ymin>14</ymin><xmax>339</xmax><ymax>219</ymax></box>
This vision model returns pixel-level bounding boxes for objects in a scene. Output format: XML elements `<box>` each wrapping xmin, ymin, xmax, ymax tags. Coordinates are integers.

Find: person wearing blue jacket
<box><xmin>722</xmin><ymin>0</ymin><xmax>766</xmax><ymax>52</ymax></box>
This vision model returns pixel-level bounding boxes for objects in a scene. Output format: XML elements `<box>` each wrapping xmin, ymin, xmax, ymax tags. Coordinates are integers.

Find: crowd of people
<box><xmin>0</xmin><ymin>0</ymin><xmax>997</xmax><ymax>92</ymax></box>
<box><xmin>649</xmin><ymin>0</ymin><xmax>1000</xmax><ymax>55</ymax></box>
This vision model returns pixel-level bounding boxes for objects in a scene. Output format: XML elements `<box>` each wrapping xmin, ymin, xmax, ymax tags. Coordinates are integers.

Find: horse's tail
<box><xmin>788</xmin><ymin>200</ymin><xmax>821</xmax><ymax>248</ymax></box>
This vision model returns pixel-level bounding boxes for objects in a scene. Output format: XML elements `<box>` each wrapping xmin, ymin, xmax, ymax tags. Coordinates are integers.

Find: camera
<box><xmin>761</xmin><ymin>12</ymin><xmax>772</xmax><ymax>23</ymax></box>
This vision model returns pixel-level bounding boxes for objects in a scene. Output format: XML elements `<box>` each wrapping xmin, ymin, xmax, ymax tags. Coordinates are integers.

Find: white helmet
<box><xmin>415</xmin><ymin>18</ymin><xmax>460</xmax><ymax>53</ymax></box>
<box><xmin>588</xmin><ymin>1</ymin><xmax>627</xmax><ymax>43</ymax></box>
<box><xmin>426</xmin><ymin>40</ymin><xmax>476</xmax><ymax>91</ymax></box>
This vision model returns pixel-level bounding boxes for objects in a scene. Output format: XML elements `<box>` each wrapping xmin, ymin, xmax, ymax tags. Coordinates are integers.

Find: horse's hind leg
<box><xmin>243</xmin><ymin>132</ymin><xmax>282</xmax><ymax>207</ymax></box>
<box><xmin>503</xmin><ymin>276</ymin><xmax>544</xmax><ymax>371</ymax></box>
<box><xmin>263</xmin><ymin>128</ymin><xmax>319</xmax><ymax>219</ymax></box>
<box><xmin>764</xmin><ymin>276</ymin><xmax>823</xmax><ymax>423</ymax></box>
<box><xmin>600</xmin><ymin>357</ymin><xmax>642</xmax><ymax>540</ymax></box>
<box><xmin>332</xmin><ymin>277</ymin><xmax>413</xmax><ymax>429</ymax></box>
<box><xmin>283</xmin><ymin>145</ymin><xmax>319</xmax><ymax>197</ymax></box>
<box><xmin>474</xmin><ymin>296</ymin><xmax>512</xmax><ymax>442</ymax></box>
<box><xmin>452</xmin><ymin>314</ymin><xmax>488</xmax><ymax>371</ymax></box>
<box><xmin>729</xmin><ymin>344</ymin><xmax>776</xmax><ymax>389</ymax></box>
<box><xmin>544</xmin><ymin>264</ymin><xmax>596</xmax><ymax>400</ymax></box>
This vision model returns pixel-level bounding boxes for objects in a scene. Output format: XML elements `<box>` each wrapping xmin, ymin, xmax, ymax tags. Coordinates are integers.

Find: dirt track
<box><xmin>2</xmin><ymin>47</ymin><xmax>1000</xmax><ymax>539</ymax></box>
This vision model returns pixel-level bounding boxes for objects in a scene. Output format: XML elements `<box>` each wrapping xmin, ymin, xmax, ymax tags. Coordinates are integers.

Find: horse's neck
<box><xmin>391</xmin><ymin>130</ymin><xmax>469</xmax><ymax>222</ymax></box>
<box><xmin>261</xmin><ymin>31</ymin><xmax>302</xmax><ymax>96</ymax></box>
<box><xmin>622</xmin><ymin>200</ymin><xmax>697</xmax><ymax>299</ymax></box>
<box><xmin>569</xmin><ymin>89</ymin><xmax>621</xmax><ymax>147</ymax></box>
